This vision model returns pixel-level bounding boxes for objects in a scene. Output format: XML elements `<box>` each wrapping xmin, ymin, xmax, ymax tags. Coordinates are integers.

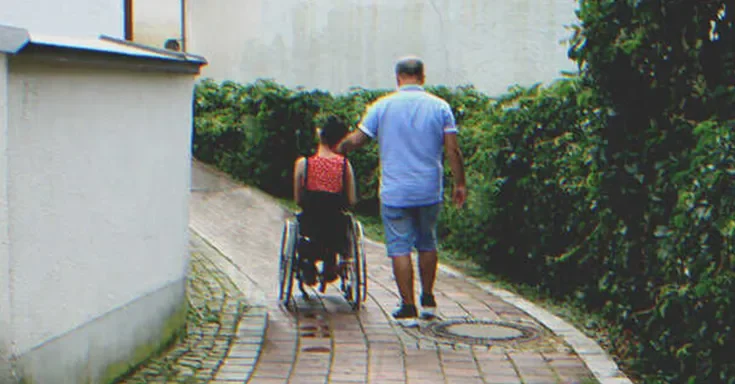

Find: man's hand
<box><xmin>336</xmin><ymin>130</ymin><xmax>370</xmax><ymax>155</ymax></box>
<box><xmin>452</xmin><ymin>184</ymin><xmax>467</xmax><ymax>209</ymax></box>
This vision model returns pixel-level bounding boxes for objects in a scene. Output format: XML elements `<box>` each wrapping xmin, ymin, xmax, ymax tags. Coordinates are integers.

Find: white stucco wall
<box><xmin>6</xmin><ymin>61</ymin><xmax>193</xmax><ymax>355</ymax></box>
<box><xmin>0</xmin><ymin>53</ymin><xmax>13</xmax><ymax>383</ymax></box>
<box><xmin>185</xmin><ymin>0</ymin><xmax>580</xmax><ymax>95</ymax></box>
<box><xmin>133</xmin><ymin>0</ymin><xmax>182</xmax><ymax>49</ymax></box>
<box><xmin>0</xmin><ymin>0</ymin><xmax>123</xmax><ymax>38</ymax></box>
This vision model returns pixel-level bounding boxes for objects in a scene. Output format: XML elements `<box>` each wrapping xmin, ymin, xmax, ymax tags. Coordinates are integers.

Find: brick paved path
<box><xmin>189</xmin><ymin>160</ymin><xmax>626</xmax><ymax>384</ymax></box>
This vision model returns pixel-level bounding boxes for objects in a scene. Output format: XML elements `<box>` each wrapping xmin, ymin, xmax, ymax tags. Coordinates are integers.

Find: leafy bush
<box><xmin>193</xmin><ymin>79</ymin><xmax>326</xmax><ymax>195</ymax></box>
<box><xmin>566</xmin><ymin>1</ymin><xmax>735</xmax><ymax>382</ymax></box>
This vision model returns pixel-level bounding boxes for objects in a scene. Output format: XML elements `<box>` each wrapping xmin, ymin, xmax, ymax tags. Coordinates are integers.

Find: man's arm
<box><xmin>444</xmin><ymin>133</ymin><xmax>467</xmax><ymax>208</ymax></box>
<box><xmin>336</xmin><ymin>130</ymin><xmax>370</xmax><ymax>155</ymax></box>
<box><xmin>345</xmin><ymin>161</ymin><xmax>358</xmax><ymax>206</ymax></box>
<box><xmin>339</xmin><ymin>102</ymin><xmax>379</xmax><ymax>155</ymax></box>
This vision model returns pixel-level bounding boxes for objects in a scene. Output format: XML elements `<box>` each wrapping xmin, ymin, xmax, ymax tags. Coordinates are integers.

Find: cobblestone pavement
<box><xmin>117</xmin><ymin>234</ymin><xmax>267</xmax><ymax>383</ymax></box>
<box><xmin>185</xmin><ymin>160</ymin><xmax>630</xmax><ymax>384</ymax></box>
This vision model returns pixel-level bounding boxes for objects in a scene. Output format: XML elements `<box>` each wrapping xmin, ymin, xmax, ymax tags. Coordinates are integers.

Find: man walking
<box><xmin>337</xmin><ymin>57</ymin><xmax>466</xmax><ymax>326</ymax></box>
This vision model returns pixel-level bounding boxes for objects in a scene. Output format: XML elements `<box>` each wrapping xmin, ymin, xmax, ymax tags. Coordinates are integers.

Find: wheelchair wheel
<box><xmin>344</xmin><ymin>215</ymin><xmax>367</xmax><ymax>310</ymax></box>
<box><xmin>278</xmin><ymin>218</ymin><xmax>298</xmax><ymax>308</ymax></box>
<box><xmin>354</xmin><ymin>220</ymin><xmax>368</xmax><ymax>302</ymax></box>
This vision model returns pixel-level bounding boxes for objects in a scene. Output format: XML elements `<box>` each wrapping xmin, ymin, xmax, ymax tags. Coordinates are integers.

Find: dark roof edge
<box><xmin>0</xmin><ymin>23</ymin><xmax>206</xmax><ymax>69</ymax></box>
<box><xmin>98</xmin><ymin>35</ymin><xmax>207</xmax><ymax>64</ymax></box>
<box><xmin>0</xmin><ymin>24</ymin><xmax>30</xmax><ymax>54</ymax></box>
<box><xmin>12</xmin><ymin>44</ymin><xmax>205</xmax><ymax>75</ymax></box>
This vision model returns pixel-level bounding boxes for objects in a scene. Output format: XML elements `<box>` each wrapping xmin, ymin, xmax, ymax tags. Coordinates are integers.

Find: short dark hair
<box><xmin>395</xmin><ymin>57</ymin><xmax>424</xmax><ymax>77</ymax></box>
<box><xmin>320</xmin><ymin>115</ymin><xmax>348</xmax><ymax>147</ymax></box>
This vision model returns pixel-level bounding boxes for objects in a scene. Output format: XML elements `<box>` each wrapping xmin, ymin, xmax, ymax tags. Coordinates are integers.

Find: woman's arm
<box><xmin>293</xmin><ymin>157</ymin><xmax>306</xmax><ymax>206</ymax></box>
<box><xmin>346</xmin><ymin>161</ymin><xmax>358</xmax><ymax>206</ymax></box>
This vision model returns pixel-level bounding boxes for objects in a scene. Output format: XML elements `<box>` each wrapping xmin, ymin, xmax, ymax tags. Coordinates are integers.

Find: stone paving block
<box><xmin>443</xmin><ymin>366</ymin><xmax>483</xmax><ymax>377</ymax></box>
<box><xmin>483</xmin><ymin>376</ymin><xmax>523</xmax><ymax>384</ymax></box>
<box><xmin>288</xmin><ymin>375</ymin><xmax>329</xmax><ymax>384</ymax></box>
<box><xmin>228</xmin><ymin>344</ymin><xmax>260</xmax><ymax>358</ymax></box>
<box><xmin>213</xmin><ymin>370</ymin><xmax>249</xmax><ymax>382</ymax></box>
<box><xmin>218</xmin><ymin>361</ymin><xmax>254</xmax><ymax>374</ymax></box>
<box><xmin>224</xmin><ymin>356</ymin><xmax>257</xmax><ymax>367</ymax></box>
<box><xmin>479</xmin><ymin>360</ymin><xmax>517</xmax><ymax>373</ymax></box>
<box><xmin>293</xmin><ymin>359</ymin><xmax>331</xmax><ymax>370</ymax></box>
<box><xmin>236</xmin><ymin>335</ymin><xmax>266</xmax><ymax>345</ymax></box>
<box><xmin>332</xmin><ymin>358</ymin><xmax>368</xmax><ymax>367</ymax></box>
<box><xmin>209</xmin><ymin>381</ymin><xmax>247</xmax><ymax>384</ymax></box>
<box><xmin>249</xmin><ymin>371</ymin><xmax>291</xmax><ymax>380</ymax></box>
<box><xmin>258</xmin><ymin>355</ymin><xmax>295</xmax><ymax>364</ymax></box>
<box><xmin>247</xmin><ymin>378</ymin><xmax>287</xmax><ymax>384</ymax></box>
<box><xmin>333</xmin><ymin>343</ymin><xmax>367</xmax><ymax>352</ymax></box>
<box><xmin>406</xmin><ymin>372</ymin><xmax>447</xmax><ymax>382</ymax></box>
<box><xmin>290</xmin><ymin>368</ymin><xmax>329</xmax><ymax>378</ymax></box>
<box><xmin>369</xmin><ymin>372</ymin><xmax>407</xmax><ymax>382</ymax></box>
<box><xmin>445</xmin><ymin>377</ymin><xmax>486</xmax><ymax>384</ymax></box>
<box><xmin>252</xmin><ymin>363</ymin><xmax>293</xmax><ymax>377</ymax></box>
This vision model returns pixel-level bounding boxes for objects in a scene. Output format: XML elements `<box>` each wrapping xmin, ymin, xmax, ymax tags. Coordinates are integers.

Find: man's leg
<box><xmin>418</xmin><ymin>250</ymin><xmax>438</xmax><ymax>295</ymax></box>
<box><xmin>392</xmin><ymin>254</ymin><xmax>414</xmax><ymax>305</ymax></box>
<box><xmin>381</xmin><ymin>204</ymin><xmax>418</xmax><ymax>326</ymax></box>
<box><xmin>416</xmin><ymin>204</ymin><xmax>441</xmax><ymax>317</ymax></box>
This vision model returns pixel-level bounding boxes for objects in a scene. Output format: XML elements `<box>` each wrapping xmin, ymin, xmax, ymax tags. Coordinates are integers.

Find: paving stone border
<box><xmin>115</xmin><ymin>238</ymin><xmax>268</xmax><ymax>384</ymax></box>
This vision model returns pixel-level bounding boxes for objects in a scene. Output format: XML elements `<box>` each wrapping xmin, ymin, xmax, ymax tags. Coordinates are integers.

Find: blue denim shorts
<box><xmin>380</xmin><ymin>203</ymin><xmax>441</xmax><ymax>257</ymax></box>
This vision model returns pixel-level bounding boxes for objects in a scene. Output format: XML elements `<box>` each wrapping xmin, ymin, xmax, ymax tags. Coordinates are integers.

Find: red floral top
<box><xmin>305</xmin><ymin>155</ymin><xmax>345</xmax><ymax>194</ymax></box>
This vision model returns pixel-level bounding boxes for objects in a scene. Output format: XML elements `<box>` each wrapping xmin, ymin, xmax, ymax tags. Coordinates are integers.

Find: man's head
<box><xmin>395</xmin><ymin>56</ymin><xmax>425</xmax><ymax>86</ymax></box>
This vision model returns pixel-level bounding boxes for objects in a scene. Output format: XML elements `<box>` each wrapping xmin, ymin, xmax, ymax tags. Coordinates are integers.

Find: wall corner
<box><xmin>0</xmin><ymin>52</ymin><xmax>18</xmax><ymax>384</ymax></box>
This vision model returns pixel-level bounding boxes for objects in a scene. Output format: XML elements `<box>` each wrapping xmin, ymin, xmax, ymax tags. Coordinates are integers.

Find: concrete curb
<box><xmin>363</xmin><ymin>237</ymin><xmax>632</xmax><ymax>384</ymax></box>
<box><xmin>214</xmin><ymin>307</ymin><xmax>269</xmax><ymax>383</ymax></box>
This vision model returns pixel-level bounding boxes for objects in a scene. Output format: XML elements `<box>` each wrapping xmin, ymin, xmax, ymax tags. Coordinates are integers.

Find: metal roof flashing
<box><xmin>0</xmin><ymin>24</ymin><xmax>207</xmax><ymax>74</ymax></box>
<box><xmin>0</xmin><ymin>24</ymin><xmax>30</xmax><ymax>54</ymax></box>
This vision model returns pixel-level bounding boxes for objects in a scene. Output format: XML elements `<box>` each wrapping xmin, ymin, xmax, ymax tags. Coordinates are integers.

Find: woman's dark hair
<box><xmin>320</xmin><ymin>115</ymin><xmax>349</xmax><ymax>147</ymax></box>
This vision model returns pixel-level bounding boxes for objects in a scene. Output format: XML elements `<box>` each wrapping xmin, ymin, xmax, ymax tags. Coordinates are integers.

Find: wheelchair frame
<box><xmin>278</xmin><ymin>212</ymin><xmax>368</xmax><ymax>310</ymax></box>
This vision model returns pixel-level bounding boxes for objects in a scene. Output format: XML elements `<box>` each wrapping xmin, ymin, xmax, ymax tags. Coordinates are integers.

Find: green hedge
<box><xmin>192</xmin><ymin>79</ymin><xmax>490</xmax><ymax>214</ymax></box>
<box><xmin>192</xmin><ymin>2</ymin><xmax>734</xmax><ymax>382</ymax></box>
<box><xmin>568</xmin><ymin>1</ymin><xmax>735</xmax><ymax>382</ymax></box>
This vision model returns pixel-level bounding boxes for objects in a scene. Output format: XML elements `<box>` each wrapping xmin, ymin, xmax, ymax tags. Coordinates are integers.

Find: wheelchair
<box><xmin>278</xmin><ymin>211</ymin><xmax>367</xmax><ymax>310</ymax></box>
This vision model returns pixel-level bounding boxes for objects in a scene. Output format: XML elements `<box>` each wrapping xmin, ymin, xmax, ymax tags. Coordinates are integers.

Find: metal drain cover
<box><xmin>444</xmin><ymin>323</ymin><xmax>523</xmax><ymax>339</ymax></box>
<box><xmin>425</xmin><ymin>319</ymin><xmax>539</xmax><ymax>345</ymax></box>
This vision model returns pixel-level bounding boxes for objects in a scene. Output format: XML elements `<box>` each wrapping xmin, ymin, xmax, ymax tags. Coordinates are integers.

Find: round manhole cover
<box><xmin>444</xmin><ymin>323</ymin><xmax>524</xmax><ymax>339</ymax></box>
<box><xmin>425</xmin><ymin>319</ymin><xmax>540</xmax><ymax>346</ymax></box>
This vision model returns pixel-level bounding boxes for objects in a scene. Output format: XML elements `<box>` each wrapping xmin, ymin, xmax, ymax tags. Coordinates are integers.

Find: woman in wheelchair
<box><xmin>293</xmin><ymin>116</ymin><xmax>357</xmax><ymax>291</ymax></box>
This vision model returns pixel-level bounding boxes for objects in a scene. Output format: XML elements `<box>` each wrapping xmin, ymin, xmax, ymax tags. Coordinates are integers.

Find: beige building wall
<box><xmin>3</xmin><ymin>55</ymin><xmax>196</xmax><ymax>383</ymax></box>
<box><xmin>185</xmin><ymin>0</ymin><xmax>579</xmax><ymax>95</ymax></box>
<box><xmin>0</xmin><ymin>0</ymin><xmax>122</xmax><ymax>38</ymax></box>
<box><xmin>0</xmin><ymin>52</ymin><xmax>14</xmax><ymax>384</ymax></box>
